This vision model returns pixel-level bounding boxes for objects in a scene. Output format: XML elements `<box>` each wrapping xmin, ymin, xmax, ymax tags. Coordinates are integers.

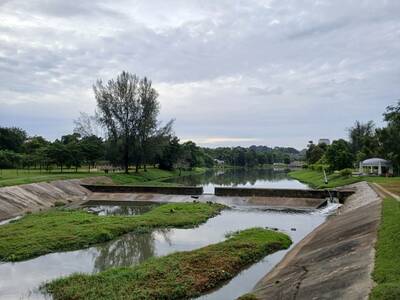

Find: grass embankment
<box><xmin>0</xmin><ymin>167</ymin><xmax>206</xmax><ymax>187</ymax></box>
<box><xmin>289</xmin><ymin>169</ymin><xmax>361</xmax><ymax>188</ymax></box>
<box><xmin>0</xmin><ymin>202</ymin><xmax>224</xmax><ymax>262</ymax></box>
<box><xmin>44</xmin><ymin>228</ymin><xmax>291</xmax><ymax>300</ymax></box>
<box><xmin>370</xmin><ymin>197</ymin><xmax>400</xmax><ymax>299</ymax></box>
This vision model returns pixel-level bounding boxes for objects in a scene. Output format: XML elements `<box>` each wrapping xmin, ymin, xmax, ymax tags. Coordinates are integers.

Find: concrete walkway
<box><xmin>252</xmin><ymin>182</ymin><xmax>381</xmax><ymax>300</ymax></box>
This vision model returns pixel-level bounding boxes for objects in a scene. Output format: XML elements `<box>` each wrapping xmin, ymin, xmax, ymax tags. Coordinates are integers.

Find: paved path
<box><xmin>252</xmin><ymin>182</ymin><xmax>381</xmax><ymax>300</ymax></box>
<box><xmin>370</xmin><ymin>182</ymin><xmax>400</xmax><ymax>201</ymax></box>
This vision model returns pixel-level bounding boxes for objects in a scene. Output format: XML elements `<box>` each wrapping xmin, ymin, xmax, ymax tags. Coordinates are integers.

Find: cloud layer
<box><xmin>1</xmin><ymin>0</ymin><xmax>399</xmax><ymax>148</ymax></box>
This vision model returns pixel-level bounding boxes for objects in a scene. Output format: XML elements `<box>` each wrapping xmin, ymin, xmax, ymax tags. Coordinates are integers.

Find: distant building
<box><xmin>318</xmin><ymin>138</ymin><xmax>330</xmax><ymax>145</ymax></box>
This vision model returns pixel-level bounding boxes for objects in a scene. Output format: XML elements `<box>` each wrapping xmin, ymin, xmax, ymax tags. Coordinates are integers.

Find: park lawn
<box><xmin>289</xmin><ymin>169</ymin><xmax>400</xmax><ymax>193</ymax></box>
<box><xmin>0</xmin><ymin>167</ymin><xmax>206</xmax><ymax>188</ymax></box>
<box><xmin>0</xmin><ymin>202</ymin><xmax>224</xmax><ymax>262</ymax></box>
<box><xmin>44</xmin><ymin>228</ymin><xmax>291</xmax><ymax>300</ymax></box>
<box><xmin>289</xmin><ymin>169</ymin><xmax>361</xmax><ymax>188</ymax></box>
<box><xmin>370</xmin><ymin>197</ymin><xmax>400</xmax><ymax>299</ymax></box>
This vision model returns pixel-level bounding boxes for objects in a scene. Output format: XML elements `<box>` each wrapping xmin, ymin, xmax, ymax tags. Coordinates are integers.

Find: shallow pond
<box><xmin>164</xmin><ymin>168</ymin><xmax>309</xmax><ymax>193</ymax></box>
<box><xmin>0</xmin><ymin>204</ymin><xmax>328</xmax><ymax>300</ymax></box>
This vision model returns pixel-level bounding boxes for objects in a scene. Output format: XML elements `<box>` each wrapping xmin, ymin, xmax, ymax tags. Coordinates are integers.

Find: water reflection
<box><xmin>0</xmin><ymin>207</ymin><xmax>325</xmax><ymax>300</ymax></box>
<box><xmin>165</xmin><ymin>168</ymin><xmax>309</xmax><ymax>193</ymax></box>
<box><xmin>84</xmin><ymin>201</ymin><xmax>161</xmax><ymax>216</ymax></box>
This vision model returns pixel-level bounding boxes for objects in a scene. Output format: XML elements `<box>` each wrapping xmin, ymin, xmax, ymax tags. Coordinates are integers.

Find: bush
<box><xmin>339</xmin><ymin>168</ymin><xmax>353</xmax><ymax>177</ymax></box>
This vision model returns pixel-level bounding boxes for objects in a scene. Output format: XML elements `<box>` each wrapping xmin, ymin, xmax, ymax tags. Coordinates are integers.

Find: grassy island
<box><xmin>44</xmin><ymin>228</ymin><xmax>291</xmax><ymax>300</ymax></box>
<box><xmin>0</xmin><ymin>202</ymin><xmax>224</xmax><ymax>262</ymax></box>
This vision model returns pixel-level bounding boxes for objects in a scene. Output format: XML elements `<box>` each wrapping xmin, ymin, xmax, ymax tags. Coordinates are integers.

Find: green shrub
<box><xmin>339</xmin><ymin>168</ymin><xmax>353</xmax><ymax>177</ymax></box>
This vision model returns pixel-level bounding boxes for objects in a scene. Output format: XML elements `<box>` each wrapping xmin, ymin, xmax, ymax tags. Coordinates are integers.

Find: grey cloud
<box><xmin>0</xmin><ymin>0</ymin><xmax>400</xmax><ymax>148</ymax></box>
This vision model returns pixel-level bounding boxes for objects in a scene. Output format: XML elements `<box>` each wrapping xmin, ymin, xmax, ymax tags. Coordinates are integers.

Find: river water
<box><xmin>0</xmin><ymin>169</ymin><xmax>333</xmax><ymax>300</ymax></box>
<box><xmin>164</xmin><ymin>168</ymin><xmax>309</xmax><ymax>193</ymax></box>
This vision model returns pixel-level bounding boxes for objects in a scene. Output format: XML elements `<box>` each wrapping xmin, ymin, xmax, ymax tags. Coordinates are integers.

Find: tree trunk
<box><xmin>144</xmin><ymin>164</ymin><xmax>147</xmax><ymax>172</ymax></box>
<box><xmin>135</xmin><ymin>161</ymin><xmax>139</xmax><ymax>173</ymax></box>
<box><xmin>61</xmin><ymin>163</ymin><xmax>63</xmax><ymax>173</ymax></box>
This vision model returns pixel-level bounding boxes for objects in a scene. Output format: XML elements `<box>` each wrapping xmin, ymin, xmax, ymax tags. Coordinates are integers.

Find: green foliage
<box><xmin>339</xmin><ymin>168</ymin><xmax>353</xmax><ymax>177</ymax></box>
<box><xmin>0</xmin><ymin>127</ymin><xmax>27</xmax><ymax>152</ymax></box>
<box><xmin>0</xmin><ymin>202</ymin><xmax>225</xmax><ymax>262</ymax></box>
<box><xmin>0</xmin><ymin>150</ymin><xmax>22</xmax><ymax>168</ymax></box>
<box><xmin>370</xmin><ymin>197</ymin><xmax>400</xmax><ymax>300</ymax></box>
<box><xmin>306</xmin><ymin>141</ymin><xmax>326</xmax><ymax>165</ymax></box>
<box><xmin>44</xmin><ymin>228</ymin><xmax>291</xmax><ymax>300</ymax></box>
<box><xmin>377</xmin><ymin>101</ymin><xmax>400</xmax><ymax>175</ymax></box>
<box><xmin>325</xmin><ymin>139</ymin><xmax>354</xmax><ymax>172</ymax></box>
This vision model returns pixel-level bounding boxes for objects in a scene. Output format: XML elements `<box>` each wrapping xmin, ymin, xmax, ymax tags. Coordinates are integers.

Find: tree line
<box><xmin>0</xmin><ymin>71</ymin><xmax>308</xmax><ymax>174</ymax></box>
<box><xmin>305</xmin><ymin>101</ymin><xmax>400</xmax><ymax>175</ymax></box>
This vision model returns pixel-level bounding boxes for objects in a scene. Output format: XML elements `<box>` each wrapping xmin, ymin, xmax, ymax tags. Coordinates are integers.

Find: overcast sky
<box><xmin>0</xmin><ymin>0</ymin><xmax>399</xmax><ymax>149</ymax></box>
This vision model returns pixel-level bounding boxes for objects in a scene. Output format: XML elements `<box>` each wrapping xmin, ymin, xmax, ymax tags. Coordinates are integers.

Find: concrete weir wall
<box><xmin>0</xmin><ymin>177</ymin><xmax>112</xmax><ymax>222</ymax></box>
<box><xmin>252</xmin><ymin>182</ymin><xmax>381</xmax><ymax>300</ymax></box>
<box><xmin>81</xmin><ymin>184</ymin><xmax>204</xmax><ymax>195</ymax></box>
<box><xmin>215</xmin><ymin>187</ymin><xmax>354</xmax><ymax>202</ymax></box>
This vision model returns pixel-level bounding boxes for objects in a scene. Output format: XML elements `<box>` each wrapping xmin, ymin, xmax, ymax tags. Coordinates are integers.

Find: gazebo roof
<box><xmin>361</xmin><ymin>158</ymin><xmax>392</xmax><ymax>167</ymax></box>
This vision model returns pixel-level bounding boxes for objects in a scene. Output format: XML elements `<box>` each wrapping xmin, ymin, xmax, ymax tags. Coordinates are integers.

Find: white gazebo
<box><xmin>359</xmin><ymin>158</ymin><xmax>393</xmax><ymax>176</ymax></box>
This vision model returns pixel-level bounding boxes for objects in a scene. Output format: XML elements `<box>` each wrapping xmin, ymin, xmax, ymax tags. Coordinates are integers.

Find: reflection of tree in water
<box><xmin>168</xmin><ymin>168</ymin><xmax>291</xmax><ymax>187</ymax></box>
<box><xmin>93</xmin><ymin>232</ymin><xmax>155</xmax><ymax>272</ymax></box>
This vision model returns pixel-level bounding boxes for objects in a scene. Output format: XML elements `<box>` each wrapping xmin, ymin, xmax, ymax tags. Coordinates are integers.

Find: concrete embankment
<box><xmin>0</xmin><ymin>177</ymin><xmax>112</xmax><ymax>221</ymax></box>
<box><xmin>251</xmin><ymin>182</ymin><xmax>381</xmax><ymax>299</ymax></box>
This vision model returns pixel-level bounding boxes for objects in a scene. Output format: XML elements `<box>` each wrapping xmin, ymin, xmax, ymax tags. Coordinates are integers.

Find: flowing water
<box><xmin>0</xmin><ymin>169</ymin><xmax>335</xmax><ymax>300</ymax></box>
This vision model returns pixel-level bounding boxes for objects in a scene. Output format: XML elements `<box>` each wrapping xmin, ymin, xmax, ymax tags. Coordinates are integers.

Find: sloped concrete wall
<box><xmin>0</xmin><ymin>177</ymin><xmax>112</xmax><ymax>221</ymax></box>
<box><xmin>252</xmin><ymin>182</ymin><xmax>381</xmax><ymax>300</ymax></box>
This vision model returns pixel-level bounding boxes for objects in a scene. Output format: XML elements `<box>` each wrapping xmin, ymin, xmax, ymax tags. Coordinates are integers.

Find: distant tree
<box><xmin>0</xmin><ymin>127</ymin><xmax>27</xmax><ymax>152</ymax></box>
<box><xmin>0</xmin><ymin>150</ymin><xmax>21</xmax><ymax>169</ymax></box>
<box><xmin>74</xmin><ymin>112</ymin><xmax>102</xmax><ymax>137</ymax></box>
<box><xmin>80</xmin><ymin>135</ymin><xmax>104</xmax><ymax>171</ymax></box>
<box><xmin>377</xmin><ymin>101</ymin><xmax>400</xmax><ymax>174</ymax></box>
<box><xmin>157</xmin><ymin>136</ymin><xmax>182</xmax><ymax>171</ymax></box>
<box><xmin>348</xmin><ymin>120</ymin><xmax>378</xmax><ymax>162</ymax></box>
<box><xmin>306</xmin><ymin>141</ymin><xmax>325</xmax><ymax>164</ymax></box>
<box><xmin>46</xmin><ymin>142</ymin><xmax>70</xmax><ymax>172</ymax></box>
<box><xmin>325</xmin><ymin>139</ymin><xmax>354</xmax><ymax>171</ymax></box>
<box><xmin>22</xmin><ymin>136</ymin><xmax>49</xmax><ymax>154</ymax></box>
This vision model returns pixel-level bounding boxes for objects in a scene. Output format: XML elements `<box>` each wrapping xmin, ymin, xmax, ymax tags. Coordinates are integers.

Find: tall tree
<box><xmin>377</xmin><ymin>101</ymin><xmax>400</xmax><ymax>174</ymax></box>
<box><xmin>136</xmin><ymin>77</ymin><xmax>160</xmax><ymax>172</ymax></box>
<box><xmin>94</xmin><ymin>71</ymin><xmax>140</xmax><ymax>173</ymax></box>
<box><xmin>325</xmin><ymin>139</ymin><xmax>354</xmax><ymax>171</ymax></box>
<box><xmin>348</xmin><ymin>120</ymin><xmax>378</xmax><ymax>161</ymax></box>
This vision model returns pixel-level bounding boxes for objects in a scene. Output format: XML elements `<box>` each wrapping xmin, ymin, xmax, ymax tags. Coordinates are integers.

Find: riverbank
<box><xmin>0</xmin><ymin>167</ymin><xmax>206</xmax><ymax>188</ymax></box>
<box><xmin>289</xmin><ymin>169</ymin><xmax>400</xmax><ymax>192</ymax></box>
<box><xmin>250</xmin><ymin>181</ymin><xmax>381</xmax><ymax>299</ymax></box>
<box><xmin>370</xmin><ymin>196</ymin><xmax>400</xmax><ymax>299</ymax></box>
<box><xmin>44</xmin><ymin>228</ymin><xmax>291</xmax><ymax>300</ymax></box>
<box><xmin>0</xmin><ymin>202</ymin><xmax>224</xmax><ymax>262</ymax></box>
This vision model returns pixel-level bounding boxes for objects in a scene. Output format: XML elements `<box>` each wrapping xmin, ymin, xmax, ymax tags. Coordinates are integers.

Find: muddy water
<box><xmin>164</xmin><ymin>168</ymin><xmax>309</xmax><ymax>193</ymax></box>
<box><xmin>0</xmin><ymin>205</ymin><xmax>327</xmax><ymax>300</ymax></box>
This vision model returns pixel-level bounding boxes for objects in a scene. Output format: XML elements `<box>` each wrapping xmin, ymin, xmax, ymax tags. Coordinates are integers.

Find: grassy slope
<box><xmin>0</xmin><ymin>202</ymin><xmax>224</xmax><ymax>262</ymax></box>
<box><xmin>0</xmin><ymin>167</ymin><xmax>206</xmax><ymax>187</ymax></box>
<box><xmin>370</xmin><ymin>197</ymin><xmax>400</xmax><ymax>300</ymax></box>
<box><xmin>289</xmin><ymin>169</ymin><xmax>361</xmax><ymax>188</ymax></box>
<box><xmin>44</xmin><ymin>228</ymin><xmax>292</xmax><ymax>300</ymax></box>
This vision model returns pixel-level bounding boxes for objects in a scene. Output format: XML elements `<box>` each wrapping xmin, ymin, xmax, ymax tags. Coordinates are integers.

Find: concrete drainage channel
<box><xmin>1</xmin><ymin>180</ymin><xmax>368</xmax><ymax>300</ymax></box>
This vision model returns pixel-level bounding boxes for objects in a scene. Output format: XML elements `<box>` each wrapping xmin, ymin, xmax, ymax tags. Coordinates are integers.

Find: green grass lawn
<box><xmin>289</xmin><ymin>169</ymin><xmax>361</xmax><ymax>188</ymax></box>
<box><xmin>44</xmin><ymin>228</ymin><xmax>291</xmax><ymax>300</ymax></box>
<box><xmin>0</xmin><ymin>167</ymin><xmax>206</xmax><ymax>188</ymax></box>
<box><xmin>289</xmin><ymin>169</ymin><xmax>400</xmax><ymax>192</ymax></box>
<box><xmin>370</xmin><ymin>197</ymin><xmax>400</xmax><ymax>299</ymax></box>
<box><xmin>0</xmin><ymin>202</ymin><xmax>224</xmax><ymax>262</ymax></box>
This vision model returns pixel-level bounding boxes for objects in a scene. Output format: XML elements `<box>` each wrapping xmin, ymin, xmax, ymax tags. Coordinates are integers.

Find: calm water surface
<box><xmin>165</xmin><ymin>168</ymin><xmax>309</xmax><ymax>193</ymax></box>
<box><xmin>0</xmin><ymin>169</ymin><xmax>329</xmax><ymax>300</ymax></box>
